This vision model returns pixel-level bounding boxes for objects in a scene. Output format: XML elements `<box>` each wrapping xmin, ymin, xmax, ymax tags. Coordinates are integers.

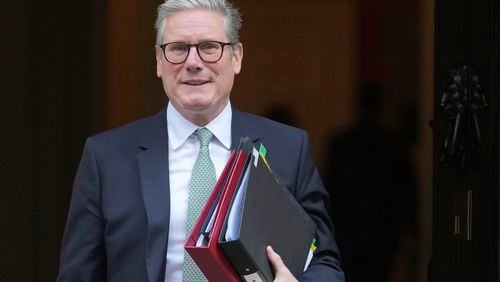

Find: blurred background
<box><xmin>1</xmin><ymin>0</ymin><xmax>434</xmax><ymax>281</ymax></box>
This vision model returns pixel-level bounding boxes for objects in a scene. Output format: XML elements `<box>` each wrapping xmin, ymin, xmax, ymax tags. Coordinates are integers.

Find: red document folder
<box><xmin>184</xmin><ymin>145</ymin><xmax>250</xmax><ymax>282</ymax></box>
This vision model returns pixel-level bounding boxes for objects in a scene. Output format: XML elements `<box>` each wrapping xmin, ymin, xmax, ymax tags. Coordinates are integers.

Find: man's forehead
<box><xmin>163</xmin><ymin>9</ymin><xmax>227</xmax><ymax>40</ymax></box>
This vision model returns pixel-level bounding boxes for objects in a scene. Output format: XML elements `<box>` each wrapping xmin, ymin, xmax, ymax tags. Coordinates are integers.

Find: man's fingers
<box><xmin>267</xmin><ymin>246</ymin><xmax>285</xmax><ymax>271</ymax></box>
<box><xmin>266</xmin><ymin>246</ymin><xmax>298</xmax><ymax>282</ymax></box>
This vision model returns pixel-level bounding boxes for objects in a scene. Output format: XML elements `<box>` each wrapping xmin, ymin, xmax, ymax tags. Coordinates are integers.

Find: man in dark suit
<box><xmin>57</xmin><ymin>0</ymin><xmax>344</xmax><ymax>281</ymax></box>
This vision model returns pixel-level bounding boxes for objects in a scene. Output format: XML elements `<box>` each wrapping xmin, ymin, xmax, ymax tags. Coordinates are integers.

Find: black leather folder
<box><xmin>218</xmin><ymin>150</ymin><xmax>316</xmax><ymax>282</ymax></box>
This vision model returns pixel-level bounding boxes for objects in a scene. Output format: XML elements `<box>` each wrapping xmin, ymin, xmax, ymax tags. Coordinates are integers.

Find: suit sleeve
<box><xmin>294</xmin><ymin>132</ymin><xmax>345</xmax><ymax>282</ymax></box>
<box><xmin>57</xmin><ymin>138</ymin><xmax>107</xmax><ymax>282</ymax></box>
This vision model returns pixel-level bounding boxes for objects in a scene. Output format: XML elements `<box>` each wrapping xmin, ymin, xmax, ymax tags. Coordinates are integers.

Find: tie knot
<box><xmin>195</xmin><ymin>127</ymin><xmax>213</xmax><ymax>148</ymax></box>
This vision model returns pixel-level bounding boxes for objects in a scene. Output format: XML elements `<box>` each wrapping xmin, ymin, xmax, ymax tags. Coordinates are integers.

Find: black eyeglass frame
<box><xmin>158</xmin><ymin>41</ymin><xmax>234</xmax><ymax>64</ymax></box>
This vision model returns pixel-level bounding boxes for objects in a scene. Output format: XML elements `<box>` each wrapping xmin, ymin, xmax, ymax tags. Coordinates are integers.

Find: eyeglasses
<box><xmin>158</xmin><ymin>41</ymin><xmax>234</xmax><ymax>64</ymax></box>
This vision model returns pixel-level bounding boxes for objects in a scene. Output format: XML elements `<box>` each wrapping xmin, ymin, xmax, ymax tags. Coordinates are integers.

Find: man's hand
<box><xmin>266</xmin><ymin>246</ymin><xmax>298</xmax><ymax>282</ymax></box>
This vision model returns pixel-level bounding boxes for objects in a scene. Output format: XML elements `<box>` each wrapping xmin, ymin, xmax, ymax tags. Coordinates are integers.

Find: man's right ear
<box><xmin>155</xmin><ymin>47</ymin><xmax>163</xmax><ymax>78</ymax></box>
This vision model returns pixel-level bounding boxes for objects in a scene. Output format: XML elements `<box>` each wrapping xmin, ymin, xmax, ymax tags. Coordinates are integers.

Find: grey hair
<box><xmin>154</xmin><ymin>0</ymin><xmax>242</xmax><ymax>46</ymax></box>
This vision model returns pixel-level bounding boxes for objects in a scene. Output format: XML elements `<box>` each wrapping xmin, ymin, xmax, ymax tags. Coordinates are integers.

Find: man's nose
<box><xmin>184</xmin><ymin>46</ymin><xmax>203</xmax><ymax>70</ymax></box>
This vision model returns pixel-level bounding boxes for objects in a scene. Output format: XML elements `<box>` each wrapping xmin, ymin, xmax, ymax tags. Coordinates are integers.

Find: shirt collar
<box><xmin>166</xmin><ymin>102</ymin><xmax>232</xmax><ymax>150</ymax></box>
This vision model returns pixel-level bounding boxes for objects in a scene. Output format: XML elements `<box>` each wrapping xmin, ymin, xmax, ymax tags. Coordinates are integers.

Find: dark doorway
<box><xmin>431</xmin><ymin>0</ymin><xmax>500</xmax><ymax>281</ymax></box>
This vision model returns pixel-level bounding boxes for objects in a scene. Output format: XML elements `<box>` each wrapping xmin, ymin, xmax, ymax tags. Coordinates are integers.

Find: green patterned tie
<box><xmin>183</xmin><ymin>127</ymin><xmax>216</xmax><ymax>282</ymax></box>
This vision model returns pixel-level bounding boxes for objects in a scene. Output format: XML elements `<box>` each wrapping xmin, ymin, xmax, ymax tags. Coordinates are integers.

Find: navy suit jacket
<box><xmin>57</xmin><ymin>106</ymin><xmax>344</xmax><ymax>282</ymax></box>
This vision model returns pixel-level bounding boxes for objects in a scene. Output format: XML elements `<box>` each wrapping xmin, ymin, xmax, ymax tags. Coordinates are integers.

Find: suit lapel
<box><xmin>137</xmin><ymin>108</ymin><xmax>170</xmax><ymax>282</ymax></box>
<box><xmin>231</xmin><ymin>107</ymin><xmax>260</xmax><ymax>149</ymax></box>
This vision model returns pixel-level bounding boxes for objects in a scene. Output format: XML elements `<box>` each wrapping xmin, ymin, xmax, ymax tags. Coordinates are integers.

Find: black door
<box><xmin>432</xmin><ymin>0</ymin><xmax>500</xmax><ymax>281</ymax></box>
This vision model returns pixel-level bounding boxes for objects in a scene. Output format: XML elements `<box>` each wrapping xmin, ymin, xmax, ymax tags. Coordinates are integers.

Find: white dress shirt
<box><xmin>164</xmin><ymin>102</ymin><xmax>232</xmax><ymax>282</ymax></box>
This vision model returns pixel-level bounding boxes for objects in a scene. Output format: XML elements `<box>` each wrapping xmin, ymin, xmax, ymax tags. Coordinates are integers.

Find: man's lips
<box><xmin>181</xmin><ymin>79</ymin><xmax>211</xmax><ymax>86</ymax></box>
